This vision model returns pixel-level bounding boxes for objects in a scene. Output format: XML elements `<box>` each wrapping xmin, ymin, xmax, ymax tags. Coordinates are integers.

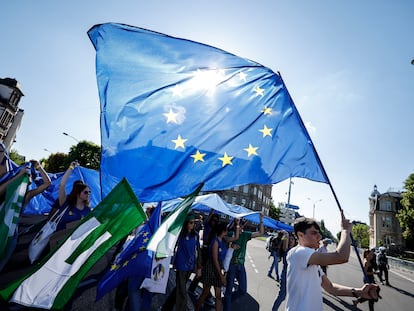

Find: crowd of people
<box><xmin>0</xmin><ymin>150</ymin><xmax>383</xmax><ymax>311</ymax></box>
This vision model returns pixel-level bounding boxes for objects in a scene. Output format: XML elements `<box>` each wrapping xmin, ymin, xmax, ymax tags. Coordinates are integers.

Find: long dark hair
<box><xmin>179</xmin><ymin>218</ymin><xmax>197</xmax><ymax>239</ymax></box>
<box><xmin>67</xmin><ymin>182</ymin><xmax>90</xmax><ymax>207</ymax></box>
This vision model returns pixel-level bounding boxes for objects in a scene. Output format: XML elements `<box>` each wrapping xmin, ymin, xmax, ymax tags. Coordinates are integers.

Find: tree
<box><xmin>319</xmin><ymin>219</ymin><xmax>336</xmax><ymax>243</ymax></box>
<box><xmin>45</xmin><ymin>152</ymin><xmax>68</xmax><ymax>173</ymax></box>
<box><xmin>397</xmin><ymin>173</ymin><xmax>414</xmax><ymax>248</ymax></box>
<box><xmin>8</xmin><ymin>149</ymin><xmax>25</xmax><ymax>165</ymax></box>
<box><xmin>67</xmin><ymin>141</ymin><xmax>101</xmax><ymax>170</ymax></box>
<box><xmin>269</xmin><ymin>201</ymin><xmax>281</xmax><ymax>220</ymax></box>
<box><xmin>352</xmin><ymin>223</ymin><xmax>370</xmax><ymax>248</ymax></box>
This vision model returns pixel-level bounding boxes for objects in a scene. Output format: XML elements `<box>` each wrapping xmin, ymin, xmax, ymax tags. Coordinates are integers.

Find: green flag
<box><xmin>0</xmin><ymin>178</ymin><xmax>146</xmax><ymax>310</ymax></box>
<box><xmin>147</xmin><ymin>183</ymin><xmax>203</xmax><ymax>258</ymax></box>
<box><xmin>0</xmin><ymin>174</ymin><xmax>29</xmax><ymax>260</ymax></box>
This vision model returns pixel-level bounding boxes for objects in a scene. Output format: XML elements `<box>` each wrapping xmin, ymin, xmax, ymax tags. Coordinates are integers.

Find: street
<box><xmin>1</xmin><ymin>237</ymin><xmax>414</xmax><ymax>310</ymax></box>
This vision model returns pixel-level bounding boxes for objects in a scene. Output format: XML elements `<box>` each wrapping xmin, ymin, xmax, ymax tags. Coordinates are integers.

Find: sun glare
<box><xmin>188</xmin><ymin>69</ymin><xmax>225</xmax><ymax>95</ymax></box>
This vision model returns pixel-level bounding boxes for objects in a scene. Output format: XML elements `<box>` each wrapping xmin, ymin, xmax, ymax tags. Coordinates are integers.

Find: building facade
<box><xmin>0</xmin><ymin>77</ymin><xmax>24</xmax><ymax>150</ymax></box>
<box><xmin>213</xmin><ymin>184</ymin><xmax>273</xmax><ymax>216</ymax></box>
<box><xmin>369</xmin><ymin>185</ymin><xmax>404</xmax><ymax>248</ymax></box>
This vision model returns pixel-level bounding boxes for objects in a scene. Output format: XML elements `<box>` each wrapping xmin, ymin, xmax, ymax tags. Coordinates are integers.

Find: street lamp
<box><xmin>62</xmin><ymin>132</ymin><xmax>79</xmax><ymax>143</ymax></box>
<box><xmin>307</xmin><ymin>198</ymin><xmax>322</xmax><ymax>219</ymax></box>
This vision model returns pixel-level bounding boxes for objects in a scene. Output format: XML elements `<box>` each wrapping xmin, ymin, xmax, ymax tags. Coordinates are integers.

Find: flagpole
<box><xmin>278</xmin><ymin>72</ymin><xmax>369</xmax><ymax>283</ymax></box>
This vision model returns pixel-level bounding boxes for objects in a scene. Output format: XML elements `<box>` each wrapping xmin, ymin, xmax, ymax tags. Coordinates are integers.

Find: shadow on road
<box><xmin>387</xmin><ymin>284</ymin><xmax>414</xmax><ymax>298</ymax></box>
<box><xmin>323</xmin><ymin>296</ymin><xmax>355</xmax><ymax>311</ymax></box>
<box><xmin>229</xmin><ymin>293</ymin><xmax>259</xmax><ymax>311</ymax></box>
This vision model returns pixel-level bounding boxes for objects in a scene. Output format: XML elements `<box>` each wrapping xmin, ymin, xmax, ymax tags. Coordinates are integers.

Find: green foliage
<box><xmin>397</xmin><ymin>173</ymin><xmax>414</xmax><ymax>246</ymax></box>
<box><xmin>8</xmin><ymin>149</ymin><xmax>25</xmax><ymax>165</ymax></box>
<box><xmin>44</xmin><ymin>152</ymin><xmax>68</xmax><ymax>173</ymax></box>
<box><xmin>352</xmin><ymin>223</ymin><xmax>370</xmax><ymax>248</ymax></box>
<box><xmin>269</xmin><ymin>200</ymin><xmax>281</xmax><ymax>220</ymax></box>
<box><xmin>319</xmin><ymin>219</ymin><xmax>336</xmax><ymax>243</ymax></box>
<box><xmin>67</xmin><ymin>141</ymin><xmax>101</xmax><ymax>170</ymax></box>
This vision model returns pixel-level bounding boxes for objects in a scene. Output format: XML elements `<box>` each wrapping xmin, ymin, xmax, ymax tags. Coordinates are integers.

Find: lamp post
<box><xmin>62</xmin><ymin>132</ymin><xmax>79</xmax><ymax>143</ymax></box>
<box><xmin>307</xmin><ymin>198</ymin><xmax>322</xmax><ymax>219</ymax></box>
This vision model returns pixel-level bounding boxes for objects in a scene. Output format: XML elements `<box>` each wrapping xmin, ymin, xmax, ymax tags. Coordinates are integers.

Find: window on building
<box><xmin>382</xmin><ymin>215</ymin><xmax>392</xmax><ymax>228</ymax></box>
<box><xmin>383</xmin><ymin>235</ymin><xmax>394</xmax><ymax>246</ymax></box>
<box><xmin>231</xmin><ymin>196</ymin><xmax>237</xmax><ymax>204</ymax></box>
<box><xmin>252</xmin><ymin>201</ymin><xmax>256</xmax><ymax>210</ymax></box>
<box><xmin>241</xmin><ymin>198</ymin><xmax>246</xmax><ymax>206</ymax></box>
<box><xmin>253</xmin><ymin>187</ymin><xmax>257</xmax><ymax>195</ymax></box>
<box><xmin>224</xmin><ymin>195</ymin><xmax>229</xmax><ymax>203</ymax></box>
<box><xmin>243</xmin><ymin>185</ymin><xmax>249</xmax><ymax>193</ymax></box>
<box><xmin>380</xmin><ymin>201</ymin><xmax>393</xmax><ymax>212</ymax></box>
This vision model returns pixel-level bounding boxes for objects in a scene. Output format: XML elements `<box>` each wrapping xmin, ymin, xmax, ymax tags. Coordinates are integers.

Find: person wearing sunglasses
<box><xmin>50</xmin><ymin>161</ymin><xmax>92</xmax><ymax>231</ymax></box>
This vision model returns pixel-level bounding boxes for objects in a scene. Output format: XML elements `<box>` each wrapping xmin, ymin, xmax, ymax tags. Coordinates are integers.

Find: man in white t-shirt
<box><xmin>286</xmin><ymin>212</ymin><xmax>379</xmax><ymax>311</ymax></box>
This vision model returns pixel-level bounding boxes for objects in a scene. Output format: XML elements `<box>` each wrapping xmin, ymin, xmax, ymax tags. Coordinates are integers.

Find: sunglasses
<box><xmin>82</xmin><ymin>190</ymin><xmax>91</xmax><ymax>194</ymax></box>
<box><xmin>188</xmin><ymin>221</ymin><xmax>195</xmax><ymax>224</ymax></box>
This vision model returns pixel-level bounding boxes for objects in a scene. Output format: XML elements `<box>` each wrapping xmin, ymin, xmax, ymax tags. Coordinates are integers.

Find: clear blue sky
<box><xmin>2</xmin><ymin>1</ymin><xmax>413</xmax><ymax>234</ymax></box>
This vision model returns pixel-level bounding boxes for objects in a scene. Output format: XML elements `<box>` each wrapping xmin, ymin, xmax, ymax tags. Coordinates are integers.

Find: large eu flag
<box><xmin>88</xmin><ymin>23</ymin><xmax>328</xmax><ymax>201</ymax></box>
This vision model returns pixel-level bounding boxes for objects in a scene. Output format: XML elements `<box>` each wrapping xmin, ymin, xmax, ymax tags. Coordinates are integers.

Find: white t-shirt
<box><xmin>286</xmin><ymin>245</ymin><xmax>324</xmax><ymax>311</ymax></box>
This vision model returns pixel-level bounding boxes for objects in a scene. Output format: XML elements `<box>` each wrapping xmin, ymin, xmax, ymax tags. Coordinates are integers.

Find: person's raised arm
<box><xmin>309</xmin><ymin>210</ymin><xmax>352</xmax><ymax>266</ymax></box>
<box><xmin>225</xmin><ymin>218</ymin><xmax>240</xmax><ymax>243</ymax></box>
<box><xmin>251</xmin><ymin>213</ymin><xmax>265</xmax><ymax>238</ymax></box>
<box><xmin>0</xmin><ymin>166</ymin><xmax>27</xmax><ymax>197</ymax></box>
<box><xmin>58</xmin><ymin>161</ymin><xmax>78</xmax><ymax>206</ymax></box>
<box><xmin>23</xmin><ymin>160</ymin><xmax>51</xmax><ymax>207</ymax></box>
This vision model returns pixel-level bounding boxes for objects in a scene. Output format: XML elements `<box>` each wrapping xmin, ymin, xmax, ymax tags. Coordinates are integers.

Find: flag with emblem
<box><xmin>88</xmin><ymin>23</ymin><xmax>328</xmax><ymax>202</ymax></box>
<box><xmin>147</xmin><ymin>184</ymin><xmax>202</xmax><ymax>258</ymax></box>
<box><xmin>0</xmin><ymin>174</ymin><xmax>29</xmax><ymax>265</ymax></box>
<box><xmin>95</xmin><ymin>201</ymin><xmax>161</xmax><ymax>301</ymax></box>
<box><xmin>0</xmin><ymin>178</ymin><xmax>146</xmax><ymax>310</ymax></box>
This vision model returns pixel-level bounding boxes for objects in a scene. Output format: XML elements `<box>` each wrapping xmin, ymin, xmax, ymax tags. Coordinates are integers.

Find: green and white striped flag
<box><xmin>0</xmin><ymin>178</ymin><xmax>146</xmax><ymax>310</ymax></box>
<box><xmin>0</xmin><ymin>174</ymin><xmax>29</xmax><ymax>261</ymax></box>
<box><xmin>147</xmin><ymin>183</ymin><xmax>203</xmax><ymax>258</ymax></box>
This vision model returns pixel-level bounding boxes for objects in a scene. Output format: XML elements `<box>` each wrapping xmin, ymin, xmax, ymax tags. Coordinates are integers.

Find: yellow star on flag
<box><xmin>253</xmin><ymin>86</ymin><xmax>264</xmax><ymax>97</ymax></box>
<box><xmin>244</xmin><ymin>144</ymin><xmax>259</xmax><ymax>157</ymax></box>
<box><xmin>261</xmin><ymin>107</ymin><xmax>272</xmax><ymax>115</ymax></box>
<box><xmin>123</xmin><ymin>260</ymin><xmax>129</xmax><ymax>267</ymax></box>
<box><xmin>191</xmin><ymin>150</ymin><xmax>206</xmax><ymax>163</ymax></box>
<box><xmin>172</xmin><ymin>134</ymin><xmax>187</xmax><ymax>149</ymax></box>
<box><xmin>259</xmin><ymin>125</ymin><xmax>273</xmax><ymax>137</ymax></box>
<box><xmin>219</xmin><ymin>152</ymin><xmax>234</xmax><ymax>167</ymax></box>
<box><xmin>110</xmin><ymin>263</ymin><xmax>119</xmax><ymax>271</ymax></box>
<box><xmin>163</xmin><ymin>108</ymin><xmax>179</xmax><ymax>124</ymax></box>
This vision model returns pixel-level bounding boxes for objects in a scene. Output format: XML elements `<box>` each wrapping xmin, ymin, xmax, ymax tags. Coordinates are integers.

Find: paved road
<box><xmin>1</xmin><ymin>235</ymin><xmax>414</xmax><ymax>310</ymax></box>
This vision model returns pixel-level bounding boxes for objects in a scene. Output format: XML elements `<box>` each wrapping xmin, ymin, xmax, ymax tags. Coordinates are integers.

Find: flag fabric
<box><xmin>0</xmin><ymin>178</ymin><xmax>146</xmax><ymax>310</ymax></box>
<box><xmin>0</xmin><ymin>174</ymin><xmax>29</xmax><ymax>263</ymax></box>
<box><xmin>147</xmin><ymin>184</ymin><xmax>202</xmax><ymax>258</ymax></box>
<box><xmin>88</xmin><ymin>23</ymin><xmax>329</xmax><ymax>202</ymax></box>
<box><xmin>95</xmin><ymin>201</ymin><xmax>162</xmax><ymax>301</ymax></box>
<box><xmin>23</xmin><ymin>166</ymin><xmax>101</xmax><ymax>215</ymax></box>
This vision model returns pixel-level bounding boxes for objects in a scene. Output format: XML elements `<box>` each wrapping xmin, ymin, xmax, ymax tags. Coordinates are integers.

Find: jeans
<box><xmin>223</xmin><ymin>263</ymin><xmax>247</xmax><ymax>311</ymax></box>
<box><xmin>272</xmin><ymin>253</ymin><xmax>287</xmax><ymax>310</ymax></box>
<box><xmin>127</xmin><ymin>275</ymin><xmax>152</xmax><ymax>311</ymax></box>
<box><xmin>268</xmin><ymin>251</ymin><xmax>280</xmax><ymax>280</ymax></box>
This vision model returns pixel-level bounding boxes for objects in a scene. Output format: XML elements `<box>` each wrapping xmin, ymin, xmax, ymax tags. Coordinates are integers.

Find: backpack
<box><xmin>269</xmin><ymin>236</ymin><xmax>281</xmax><ymax>252</ymax></box>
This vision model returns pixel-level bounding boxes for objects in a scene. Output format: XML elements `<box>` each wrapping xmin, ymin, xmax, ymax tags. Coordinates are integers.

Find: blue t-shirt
<box><xmin>209</xmin><ymin>236</ymin><xmax>227</xmax><ymax>265</ymax></box>
<box><xmin>174</xmin><ymin>232</ymin><xmax>199</xmax><ymax>271</ymax></box>
<box><xmin>57</xmin><ymin>204</ymin><xmax>91</xmax><ymax>231</ymax></box>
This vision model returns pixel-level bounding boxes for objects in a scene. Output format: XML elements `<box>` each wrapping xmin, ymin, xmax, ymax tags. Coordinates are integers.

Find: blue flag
<box><xmin>95</xmin><ymin>201</ymin><xmax>162</xmax><ymax>301</ymax></box>
<box><xmin>88</xmin><ymin>23</ymin><xmax>328</xmax><ymax>202</ymax></box>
